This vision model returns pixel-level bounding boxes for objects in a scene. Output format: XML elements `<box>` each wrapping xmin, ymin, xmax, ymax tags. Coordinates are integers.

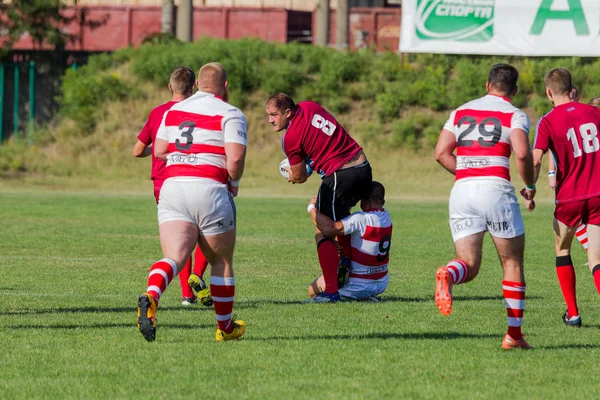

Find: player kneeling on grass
<box><xmin>307</xmin><ymin>181</ymin><xmax>392</xmax><ymax>302</ymax></box>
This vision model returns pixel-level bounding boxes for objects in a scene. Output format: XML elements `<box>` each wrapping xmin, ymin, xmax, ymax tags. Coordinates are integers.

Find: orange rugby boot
<box><xmin>435</xmin><ymin>266</ymin><xmax>453</xmax><ymax>316</ymax></box>
<box><xmin>501</xmin><ymin>334</ymin><xmax>532</xmax><ymax>350</ymax></box>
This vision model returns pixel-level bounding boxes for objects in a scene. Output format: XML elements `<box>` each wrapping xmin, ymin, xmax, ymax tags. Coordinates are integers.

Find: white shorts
<box><xmin>157</xmin><ymin>178</ymin><xmax>236</xmax><ymax>236</ymax></box>
<box><xmin>339</xmin><ymin>275</ymin><xmax>389</xmax><ymax>300</ymax></box>
<box><xmin>449</xmin><ymin>178</ymin><xmax>524</xmax><ymax>242</ymax></box>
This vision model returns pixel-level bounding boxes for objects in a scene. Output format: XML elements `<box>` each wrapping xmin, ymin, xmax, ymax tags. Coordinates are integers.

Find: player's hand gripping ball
<box><xmin>279</xmin><ymin>158</ymin><xmax>313</xmax><ymax>180</ymax></box>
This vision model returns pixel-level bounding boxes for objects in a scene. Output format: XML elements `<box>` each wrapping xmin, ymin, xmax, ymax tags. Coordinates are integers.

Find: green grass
<box><xmin>1</xmin><ymin>191</ymin><xmax>599</xmax><ymax>399</ymax></box>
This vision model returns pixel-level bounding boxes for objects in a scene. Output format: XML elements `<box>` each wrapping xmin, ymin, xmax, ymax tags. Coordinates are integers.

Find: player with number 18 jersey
<box><xmin>534</xmin><ymin>102</ymin><xmax>600</xmax><ymax>205</ymax></box>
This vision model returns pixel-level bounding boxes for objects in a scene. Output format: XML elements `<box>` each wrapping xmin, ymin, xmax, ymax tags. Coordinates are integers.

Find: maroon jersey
<box><xmin>282</xmin><ymin>101</ymin><xmax>361</xmax><ymax>176</ymax></box>
<box><xmin>137</xmin><ymin>101</ymin><xmax>177</xmax><ymax>186</ymax></box>
<box><xmin>534</xmin><ymin>102</ymin><xmax>600</xmax><ymax>203</ymax></box>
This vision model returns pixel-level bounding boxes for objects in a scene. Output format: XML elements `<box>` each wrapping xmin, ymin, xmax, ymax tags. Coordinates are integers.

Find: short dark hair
<box><xmin>169</xmin><ymin>66</ymin><xmax>195</xmax><ymax>95</ymax></box>
<box><xmin>544</xmin><ymin>68</ymin><xmax>573</xmax><ymax>97</ymax></box>
<box><xmin>266</xmin><ymin>93</ymin><xmax>296</xmax><ymax>113</ymax></box>
<box><xmin>488</xmin><ymin>64</ymin><xmax>519</xmax><ymax>96</ymax></box>
<box><xmin>367</xmin><ymin>181</ymin><xmax>385</xmax><ymax>203</ymax></box>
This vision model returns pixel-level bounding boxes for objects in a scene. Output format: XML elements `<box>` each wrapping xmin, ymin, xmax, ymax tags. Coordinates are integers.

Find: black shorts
<box><xmin>317</xmin><ymin>160</ymin><xmax>372</xmax><ymax>221</ymax></box>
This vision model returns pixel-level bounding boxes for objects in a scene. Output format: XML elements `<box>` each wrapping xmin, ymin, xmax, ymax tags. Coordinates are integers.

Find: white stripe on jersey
<box><xmin>167</xmin><ymin>153</ymin><xmax>226</xmax><ymax>168</ymax></box>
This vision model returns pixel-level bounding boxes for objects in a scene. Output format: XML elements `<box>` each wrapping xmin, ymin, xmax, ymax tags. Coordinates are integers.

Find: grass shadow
<box><xmin>2</xmin><ymin>323</ymin><xmax>212</xmax><ymax>330</ymax></box>
<box><xmin>535</xmin><ymin>343</ymin><xmax>600</xmax><ymax>350</ymax></box>
<box><xmin>244</xmin><ymin>331</ymin><xmax>498</xmax><ymax>341</ymax></box>
<box><xmin>0</xmin><ymin>306</ymin><xmax>215</xmax><ymax>315</ymax></box>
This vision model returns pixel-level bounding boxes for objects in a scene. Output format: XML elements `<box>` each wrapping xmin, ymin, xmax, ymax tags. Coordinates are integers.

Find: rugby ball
<box><xmin>279</xmin><ymin>158</ymin><xmax>313</xmax><ymax>180</ymax></box>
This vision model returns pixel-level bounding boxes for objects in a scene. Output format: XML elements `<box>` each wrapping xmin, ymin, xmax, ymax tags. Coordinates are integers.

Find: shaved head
<box><xmin>197</xmin><ymin>62</ymin><xmax>227</xmax><ymax>95</ymax></box>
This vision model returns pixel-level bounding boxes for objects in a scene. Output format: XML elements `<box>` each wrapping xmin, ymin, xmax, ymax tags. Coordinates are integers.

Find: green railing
<box><xmin>0</xmin><ymin>61</ymin><xmax>36</xmax><ymax>144</ymax></box>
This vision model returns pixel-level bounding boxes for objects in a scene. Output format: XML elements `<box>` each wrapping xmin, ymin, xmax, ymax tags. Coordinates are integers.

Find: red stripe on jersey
<box><xmin>455</xmin><ymin>109</ymin><xmax>513</xmax><ymax>128</ymax></box>
<box><xmin>165</xmin><ymin>110</ymin><xmax>223</xmax><ymax>131</ymax></box>
<box><xmin>351</xmin><ymin>249</ymin><xmax>389</xmax><ymax>267</ymax></box>
<box><xmin>349</xmin><ymin>270</ymin><xmax>388</xmax><ymax>280</ymax></box>
<box><xmin>165</xmin><ymin>164</ymin><xmax>228</xmax><ymax>184</ymax></box>
<box><xmin>457</xmin><ymin>141</ymin><xmax>511</xmax><ymax>157</ymax></box>
<box><xmin>167</xmin><ymin>143</ymin><xmax>226</xmax><ymax>155</ymax></box>
<box><xmin>362</xmin><ymin>225</ymin><xmax>392</xmax><ymax>242</ymax></box>
<box><xmin>456</xmin><ymin>166</ymin><xmax>510</xmax><ymax>181</ymax></box>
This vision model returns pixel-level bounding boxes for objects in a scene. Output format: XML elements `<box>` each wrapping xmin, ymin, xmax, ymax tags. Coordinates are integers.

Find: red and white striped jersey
<box><xmin>443</xmin><ymin>94</ymin><xmax>530</xmax><ymax>182</ymax></box>
<box><xmin>341</xmin><ymin>209</ymin><xmax>392</xmax><ymax>282</ymax></box>
<box><xmin>156</xmin><ymin>91</ymin><xmax>247</xmax><ymax>184</ymax></box>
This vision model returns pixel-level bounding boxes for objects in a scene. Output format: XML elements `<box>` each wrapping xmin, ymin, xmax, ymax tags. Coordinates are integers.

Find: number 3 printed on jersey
<box><xmin>567</xmin><ymin>123</ymin><xmax>599</xmax><ymax>158</ymax></box>
<box><xmin>311</xmin><ymin>114</ymin><xmax>337</xmax><ymax>136</ymax></box>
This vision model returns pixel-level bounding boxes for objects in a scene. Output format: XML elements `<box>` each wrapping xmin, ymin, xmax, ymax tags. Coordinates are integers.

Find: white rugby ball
<box><xmin>279</xmin><ymin>158</ymin><xmax>292</xmax><ymax>179</ymax></box>
<box><xmin>279</xmin><ymin>158</ymin><xmax>313</xmax><ymax>180</ymax></box>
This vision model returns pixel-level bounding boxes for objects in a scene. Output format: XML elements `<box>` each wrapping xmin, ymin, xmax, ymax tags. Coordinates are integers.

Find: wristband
<box><xmin>526</xmin><ymin>184</ymin><xmax>536</xmax><ymax>191</ymax></box>
<box><xmin>547</xmin><ymin>171</ymin><xmax>556</xmax><ymax>176</ymax></box>
<box><xmin>229</xmin><ymin>180</ymin><xmax>240</xmax><ymax>187</ymax></box>
<box><xmin>307</xmin><ymin>204</ymin><xmax>316</xmax><ymax>213</ymax></box>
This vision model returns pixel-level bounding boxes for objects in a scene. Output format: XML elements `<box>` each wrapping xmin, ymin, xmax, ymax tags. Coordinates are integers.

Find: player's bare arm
<box><xmin>434</xmin><ymin>129</ymin><xmax>457</xmax><ymax>175</ymax></box>
<box><xmin>511</xmin><ymin>128</ymin><xmax>536</xmax><ymax>211</ymax></box>
<box><xmin>225</xmin><ymin>142</ymin><xmax>246</xmax><ymax>181</ymax></box>
<box><xmin>510</xmin><ymin>128</ymin><xmax>536</xmax><ymax>189</ymax></box>
<box><xmin>532</xmin><ymin>148</ymin><xmax>545</xmax><ymax>183</ymax></box>
<box><xmin>308</xmin><ymin>208</ymin><xmax>345</xmax><ymax>238</ymax></box>
<box><xmin>289</xmin><ymin>160</ymin><xmax>308</xmax><ymax>184</ymax></box>
<box><xmin>133</xmin><ymin>140</ymin><xmax>152</xmax><ymax>158</ymax></box>
<box><xmin>547</xmin><ymin>154</ymin><xmax>556</xmax><ymax>189</ymax></box>
<box><xmin>153</xmin><ymin>138</ymin><xmax>169</xmax><ymax>161</ymax></box>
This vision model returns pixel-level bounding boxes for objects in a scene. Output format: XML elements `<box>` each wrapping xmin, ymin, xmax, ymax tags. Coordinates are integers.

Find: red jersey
<box><xmin>137</xmin><ymin>101</ymin><xmax>177</xmax><ymax>185</ymax></box>
<box><xmin>282</xmin><ymin>101</ymin><xmax>361</xmax><ymax>176</ymax></box>
<box><xmin>534</xmin><ymin>102</ymin><xmax>600</xmax><ymax>203</ymax></box>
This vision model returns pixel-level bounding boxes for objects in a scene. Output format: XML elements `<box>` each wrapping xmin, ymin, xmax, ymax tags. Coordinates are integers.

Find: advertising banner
<box><xmin>400</xmin><ymin>0</ymin><xmax>600</xmax><ymax>56</ymax></box>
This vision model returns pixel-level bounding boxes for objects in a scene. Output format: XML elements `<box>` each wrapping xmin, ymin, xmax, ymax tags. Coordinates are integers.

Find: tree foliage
<box><xmin>0</xmin><ymin>0</ymin><xmax>109</xmax><ymax>56</ymax></box>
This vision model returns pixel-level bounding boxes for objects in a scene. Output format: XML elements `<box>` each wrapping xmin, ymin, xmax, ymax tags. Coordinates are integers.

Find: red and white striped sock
<box><xmin>147</xmin><ymin>258</ymin><xmax>178</xmax><ymax>306</ymax></box>
<box><xmin>575</xmin><ymin>224</ymin><xmax>589</xmax><ymax>251</ymax></box>
<box><xmin>445</xmin><ymin>259</ymin><xmax>469</xmax><ymax>284</ymax></box>
<box><xmin>503</xmin><ymin>280</ymin><xmax>526</xmax><ymax>340</ymax></box>
<box><xmin>211</xmin><ymin>276</ymin><xmax>235</xmax><ymax>333</ymax></box>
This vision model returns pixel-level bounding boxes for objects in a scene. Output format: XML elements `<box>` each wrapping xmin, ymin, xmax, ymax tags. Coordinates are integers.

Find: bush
<box><xmin>58</xmin><ymin>66</ymin><xmax>132</xmax><ymax>133</ymax></box>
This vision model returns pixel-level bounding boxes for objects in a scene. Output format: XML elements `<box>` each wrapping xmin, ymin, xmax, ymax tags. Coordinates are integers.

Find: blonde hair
<box><xmin>544</xmin><ymin>68</ymin><xmax>572</xmax><ymax>96</ymax></box>
<box><xmin>197</xmin><ymin>62</ymin><xmax>227</xmax><ymax>92</ymax></box>
<box><xmin>588</xmin><ymin>97</ymin><xmax>600</xmax><ymax>109</ymax></box>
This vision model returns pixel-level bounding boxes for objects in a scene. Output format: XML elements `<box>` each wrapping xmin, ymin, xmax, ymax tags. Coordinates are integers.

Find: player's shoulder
<box><xmin>297</xmin><ymin>100</ymin><xmax>326</xmax><ymax>115</ymax></box>
<box><xmin>149</xmin><ymin>101</ymin><xmax>176</xmax><ymax>118</ymax></box>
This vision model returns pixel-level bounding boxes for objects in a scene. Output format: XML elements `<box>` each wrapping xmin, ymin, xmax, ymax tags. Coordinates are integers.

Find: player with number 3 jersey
<box><xmin>265</xmin><ymin>94</ymin><xmax>372</xmax><ymax>303</ymax></box>
<box><xmin>531</xmin><ymin>68</ymin><xmax>600</xmax><ymax>328</ymax></box>
<box><xmin>434</xmin><ymin>64</ymin><xmax>535</xmax><ymax>350</ymax></box>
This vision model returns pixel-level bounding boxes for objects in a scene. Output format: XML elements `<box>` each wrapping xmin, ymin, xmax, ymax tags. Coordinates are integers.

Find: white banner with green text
<box><xmin>400</xmin><ymin>0</ymin><xmax>600</xmax><ymax>56</ymax></box>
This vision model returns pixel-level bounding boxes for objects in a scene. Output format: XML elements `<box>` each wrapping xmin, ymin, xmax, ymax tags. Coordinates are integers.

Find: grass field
<box><xmin>1</xmin><ymin>190</ymin><xmax>599</xmax><ymax>399</ymax></box>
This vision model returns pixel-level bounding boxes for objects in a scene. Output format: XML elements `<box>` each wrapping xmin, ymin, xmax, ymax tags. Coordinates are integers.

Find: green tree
<box><xmin>0</xmin><ymin>0</ymin><xmax>109</xmax><ymax>57</ymax></box>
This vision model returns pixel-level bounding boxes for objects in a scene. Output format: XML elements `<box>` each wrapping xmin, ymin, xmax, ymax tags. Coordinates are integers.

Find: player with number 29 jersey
<box><xmin>441</xmin><ymin>94</ymin><xmax>531</xmax><ymax>242</ymax></box>
<box><xmin>534</xmin><ymin>102</ymin><xmax>600</xmax><ymax>204</ymax></box>
<box><xmin>444</xmin><ymin>94</ymin><xmax>530</xmax><ymax>183</ymax></box>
